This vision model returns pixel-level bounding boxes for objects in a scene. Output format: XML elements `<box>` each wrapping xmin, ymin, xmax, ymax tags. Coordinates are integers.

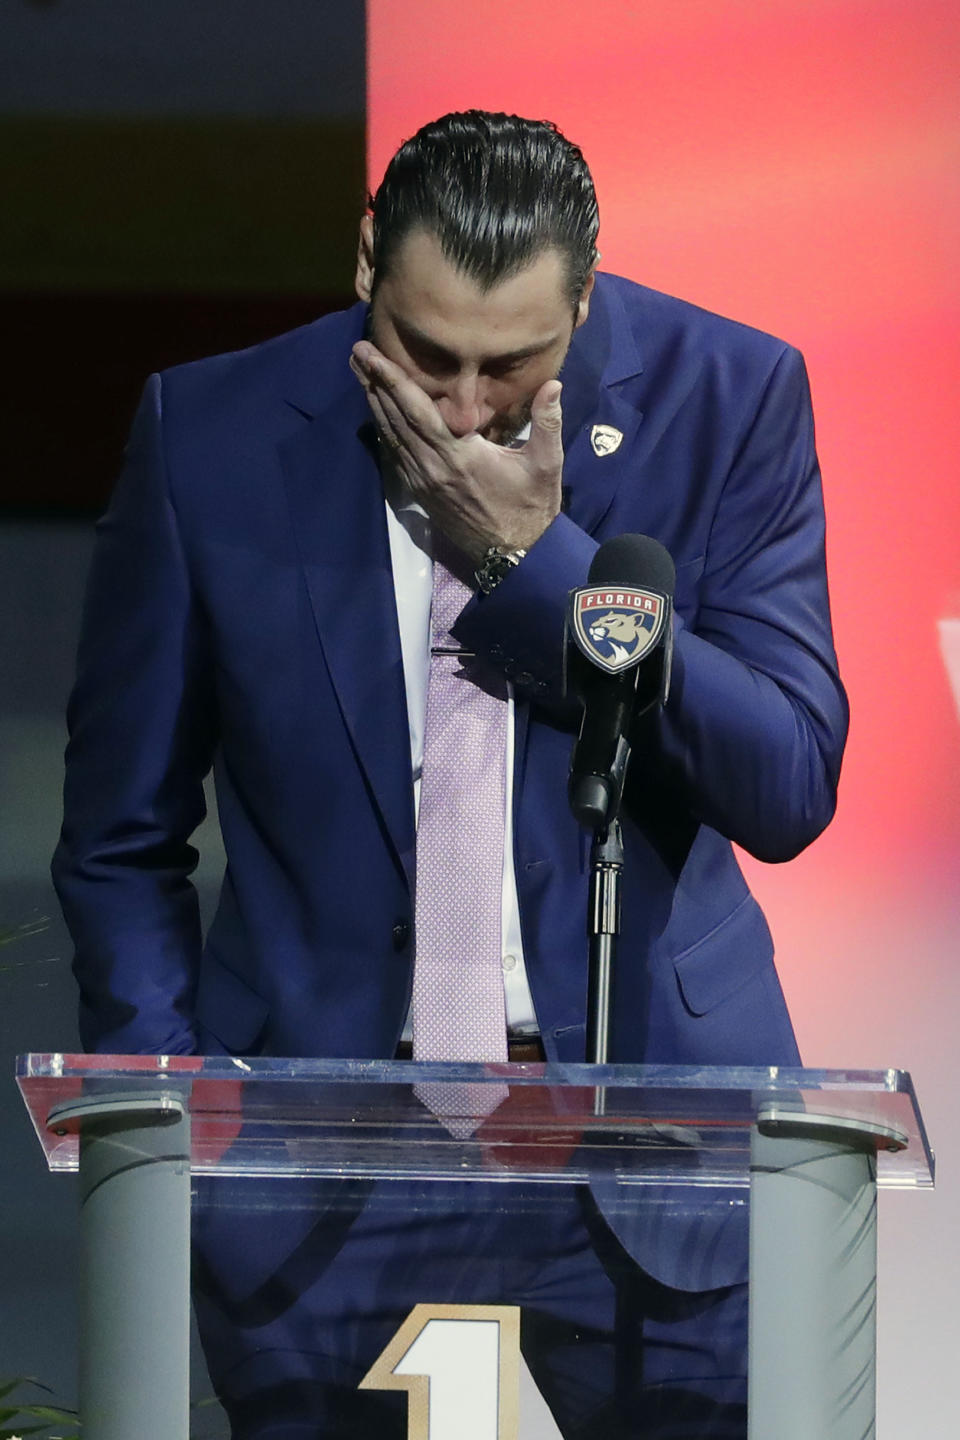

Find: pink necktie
<box><xmin>411</xmin><ymin>535</ymin><xmax>510</xmax><ymax>1064</ymax></box>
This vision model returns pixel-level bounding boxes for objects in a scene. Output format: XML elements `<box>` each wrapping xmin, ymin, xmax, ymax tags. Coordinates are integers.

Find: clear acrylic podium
<box><xmin>17</xmin><ymin>1054</ymin><xmax>934</xmax><ymax>1440</ymax></box>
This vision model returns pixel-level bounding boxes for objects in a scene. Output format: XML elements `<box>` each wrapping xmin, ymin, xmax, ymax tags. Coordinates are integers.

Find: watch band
<box><xmin>474</xmin><ymin>544</ymin><xmax>528</xmax><ymax>595</ymax></box>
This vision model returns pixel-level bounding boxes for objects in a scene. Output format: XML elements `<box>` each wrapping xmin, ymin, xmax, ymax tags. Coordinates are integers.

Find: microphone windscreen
<box><xmin>587</xmin><ymin>534</ymin><xmax>676</xmax><ymax>598</ymax></box>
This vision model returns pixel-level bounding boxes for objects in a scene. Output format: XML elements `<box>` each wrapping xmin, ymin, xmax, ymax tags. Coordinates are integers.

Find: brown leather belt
<box><xmin>395</xmin><ymin>1037</ymin><xmax>545</xmax><ymax>1063</ymax></box>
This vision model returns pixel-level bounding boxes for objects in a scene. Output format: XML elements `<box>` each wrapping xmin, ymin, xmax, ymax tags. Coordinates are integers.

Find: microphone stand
<box><xmin>569</xmin><ymin>704</ymin><xmax>631</xmax><ymax>1116</ymax></box>
<box><xmin>586</xmin><ymin>820</ymin><xmax>623</xmax><ymax>1066</ymax></box>
<box><xmin>586</xmin><ymin>819</ymin><xmax>623</xmax><ymax>1121</ymax></box>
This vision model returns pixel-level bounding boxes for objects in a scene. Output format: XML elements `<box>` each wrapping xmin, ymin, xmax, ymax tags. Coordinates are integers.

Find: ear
<box><xmin>574</xmin><ymin>264</ymin><xmax>597</xmax><ymax>329</ymax></box>
<box><xmin>355</xmin><ymin>215</ymin><xmax>375</xmax><ymax>303</ymax></box>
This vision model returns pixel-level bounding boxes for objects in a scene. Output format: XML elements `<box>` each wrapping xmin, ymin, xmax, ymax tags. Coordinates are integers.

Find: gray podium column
<box><xmin>48</xmin><ymin>1093</ymin><xmax>192</xmax><ymax>1440</ymax></box>
<box><xmin>748</xmin><ymin>1108</ymin><xmax>905</xmax><ymax>1440</ymax></box>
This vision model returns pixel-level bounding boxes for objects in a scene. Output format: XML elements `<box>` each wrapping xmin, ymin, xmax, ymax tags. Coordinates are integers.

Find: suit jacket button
<box><xmin>392</xmin><ymin>919</ymin><xmax>411</xmax><ymax>951</ymax></box>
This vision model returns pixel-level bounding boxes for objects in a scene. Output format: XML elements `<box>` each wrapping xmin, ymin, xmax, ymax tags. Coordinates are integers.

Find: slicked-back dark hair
<box><xmin>368</xmin><ymin>111</ymin><xmax>599</xmax><ymax>310</ymax></box>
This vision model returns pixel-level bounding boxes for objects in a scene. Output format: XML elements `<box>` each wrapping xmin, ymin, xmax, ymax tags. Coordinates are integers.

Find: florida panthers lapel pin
<box><xmin>590</xmin><ymin>424</ymin><xmax>623</xmax><ymax>457</ymax></box>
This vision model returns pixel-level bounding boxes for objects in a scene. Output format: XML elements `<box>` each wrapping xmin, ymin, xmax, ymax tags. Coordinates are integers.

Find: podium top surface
<box><xmin>17</xmin><ymin>1054</ymin><xmax>935</xmax><ymax>1188</ymax></box>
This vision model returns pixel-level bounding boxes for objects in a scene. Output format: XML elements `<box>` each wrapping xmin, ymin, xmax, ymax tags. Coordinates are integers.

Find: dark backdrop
<box><xmin>0</xmin><ymin>0</ymin><xmax>367</xmax><ymax>514</ymax></box>
<box><xmin>0</xmin><ymin>1</ymin><xmax>367</xmax><ymax>1418</ymax></box>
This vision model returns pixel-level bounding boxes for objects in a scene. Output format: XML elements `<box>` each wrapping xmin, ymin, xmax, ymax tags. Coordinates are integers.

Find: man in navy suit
<box><xmin>54</xmin><ymin>112</ymin><xmax>847</xmax><ymax>1437</ymax></box>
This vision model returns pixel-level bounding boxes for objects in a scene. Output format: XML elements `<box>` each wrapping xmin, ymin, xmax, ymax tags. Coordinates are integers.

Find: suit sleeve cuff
<box><xmin>453</xmin><ymin>513</ymin><xmax>599</xmax><ymax>700</ymax></box>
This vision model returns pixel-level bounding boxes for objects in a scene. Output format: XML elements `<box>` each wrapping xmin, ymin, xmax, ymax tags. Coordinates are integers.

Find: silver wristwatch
<box><xmin>474</xmin><ymin>544</ymin><xmax>528</xmax><ymax>595</ymax></box>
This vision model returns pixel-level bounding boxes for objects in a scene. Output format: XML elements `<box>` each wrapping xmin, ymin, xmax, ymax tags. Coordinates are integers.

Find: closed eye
<box><xmin>484</xmin><ymin>356</ymin><xmax>531</xmax><ymax>380</ymax></box>
<box><xmin>405</xmin><ymin>340</ymin><xmax>459</xmax><ymax>377</ymax></box>
<box><xmin>393</xmin><ymin>318</ymin><xmax>557</xmax><ymax>381</ymax></box>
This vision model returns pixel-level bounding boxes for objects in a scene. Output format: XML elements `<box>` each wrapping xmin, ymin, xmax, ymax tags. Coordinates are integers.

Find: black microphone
<box><xmin>566</xmin><ymin>535</ymin><xmax>676</xmax><ymax>830</ymax></box>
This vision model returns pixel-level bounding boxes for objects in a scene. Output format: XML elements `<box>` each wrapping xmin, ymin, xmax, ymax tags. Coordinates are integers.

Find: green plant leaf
<box><xmin>0</xmin><ymin>1378</ymin><xmax>79</xmax><ymax>1437</ymax></box>
<box><xmin>0</xmin><ymin>918</ymin><xmax>50</xmax><ymax>948</ymax></box>
<box><xmin>0</xmin><ymin>1426</ymin><xmax>61</xmax><ymax>1439</ymax></box>
<box><xmin>17</xmin><ymin>1409</ymin><xmax>79</xmax><ymax>1424</ymax></box>
<box><xmin>0</xmin><ymin>1378</ymin><xmax>52</xmax><ymax>1402</ymax></box>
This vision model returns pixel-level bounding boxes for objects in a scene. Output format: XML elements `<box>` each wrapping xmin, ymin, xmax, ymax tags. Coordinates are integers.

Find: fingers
<box><xmin>375</xmin><ymin>380</ymin><xmax>436</xmax><ymax>451</ymax></box>
<box><xmin>351</xmin><ymin>339</ymin><xmax>404</xmax><ymax>396</ymax></box>
<box><xmin>363</xmin><ymin>385</ymin><xmax>402</xmax><ymax>456</ymax></box>
<box><xmin>525</xmin><ymin>380</ymin><xmax>564</xmax><ymax>470</ymax></box>
<box><xmin>366</xmin><ymin>381</ymin><xmax>436</xmax><ymax>490</ymax></box>
<box><xmin>351</xmin><ymin>342</ymin><xmax>455</xmax><ymax>495</ymax></box>
<box><xmin>351</xmin><ymin>342</ymin><xmax>447</xmax><ymax>445</ymax></box>
<box><xmin>530</xmin><ymin>379</ymin><xmax>563</xmax><ymax>430</ymax></box>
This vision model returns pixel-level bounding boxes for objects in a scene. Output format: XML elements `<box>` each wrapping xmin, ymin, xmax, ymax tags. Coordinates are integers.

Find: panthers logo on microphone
<box><xmin>569</xmin><ymin>586</ymin><xmax>667</xmax><ymax>674</ymax></box>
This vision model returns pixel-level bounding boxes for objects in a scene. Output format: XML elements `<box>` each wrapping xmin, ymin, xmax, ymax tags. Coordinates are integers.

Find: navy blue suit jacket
<box><xmin>54</xmin><ymin>273</ymin><xmax>847</xmax><ymax>1288</ymax></box>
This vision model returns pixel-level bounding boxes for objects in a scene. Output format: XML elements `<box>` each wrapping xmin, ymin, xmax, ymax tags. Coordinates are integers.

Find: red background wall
<box><xmin>367</xmin><ymin>3</ymin><xmax>960</xmax><ymax>1426</ymax></box>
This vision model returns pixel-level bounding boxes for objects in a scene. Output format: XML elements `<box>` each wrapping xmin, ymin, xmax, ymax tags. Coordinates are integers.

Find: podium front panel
<box><xmin>17</xmin><ymin>1056</ymin><xmax>933</xmax><ymax>1439</ymax></box>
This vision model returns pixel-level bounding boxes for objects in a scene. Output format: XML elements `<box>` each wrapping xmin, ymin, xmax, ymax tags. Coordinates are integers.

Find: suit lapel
<box><xmin>558</xmin><ymin>275</ymin><xmax>646</xmax><ymax>537</ymax></box>
<box><xmin>279</xmin><ymin>375</ymin><xmax>416</xmax><ymax>886</ymax></box>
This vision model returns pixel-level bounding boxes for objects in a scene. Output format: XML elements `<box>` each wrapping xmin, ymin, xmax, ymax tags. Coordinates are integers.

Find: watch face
<box><xmin>476</xmin><ymin>547</ymin><xmax>526</xmax><ymax>594</ymax></box>
<box><xmin>477</xmin><ymin>550</ymin><xmax>508</xmax><ymax>593</ymax></box>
